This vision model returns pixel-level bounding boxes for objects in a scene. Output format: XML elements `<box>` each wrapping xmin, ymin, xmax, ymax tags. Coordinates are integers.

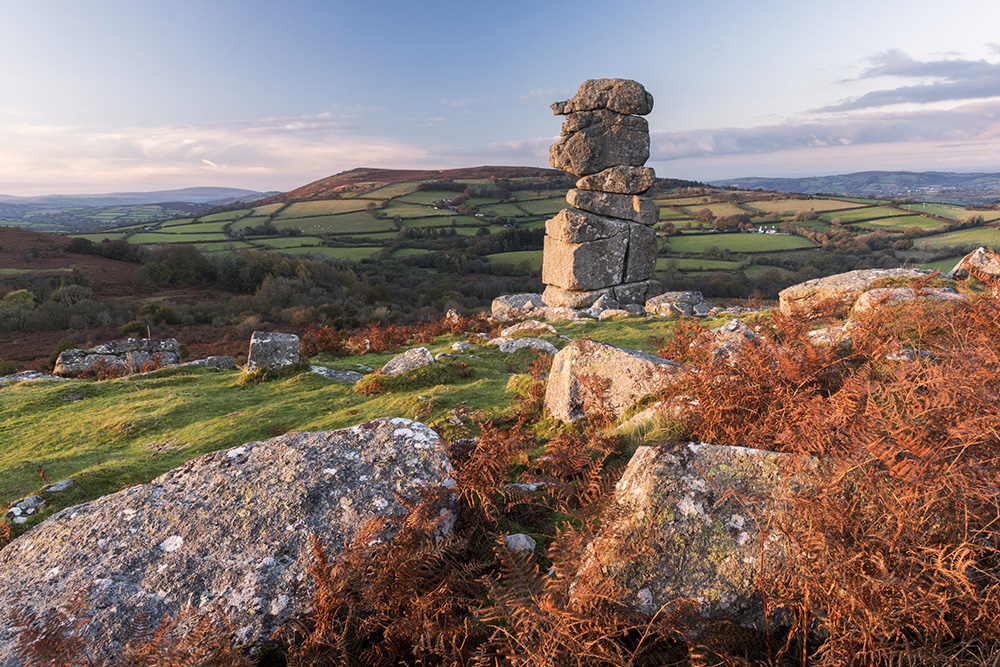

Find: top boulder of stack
<box><xmin>551</xmin><ymin>78</ymin><xmax>654</xmax><ymax>116</ymax></box>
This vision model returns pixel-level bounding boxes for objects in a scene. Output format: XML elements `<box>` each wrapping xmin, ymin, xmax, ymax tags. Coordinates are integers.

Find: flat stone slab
<box><xmin>54</xmin><ymin>338</ymin><xmax>181</xmax><ymax>377</ymax></box>
<box><xmin>549</xmin><ymin>111</ymin><xmax>650</xmax><ymax>177</ymax></box>
<box><xmin>311</xmin><ymin>366</ymin><xmax>365</xmax><ymax>383</ymax></box>
<box><xmin>566</xmin><ymin>189</ymin><xmax>658</xmax><ymax>226</ymax></box>
<box><xmin>576</xmin><ymin>166</ymin><xmax>656</xmax><ymax>195</ymax></box>
<box><xmin>545</xmin><ymin>339</ymin><xmax>683</xmax><ymax>422</ymax></box>
<box><xmin>487</xmin><ymin>337</ymin><xmax>559</xmax><ymax>355</ymax></box>
<box><xmin>0</xmin><ymin>418</ymin><xmax>453</xmax><ymax>663</ymax></box>
<box><xmin>849</xmin><ymin>286</ymin><xmax>968</xmax><ymax>318</ymax></box>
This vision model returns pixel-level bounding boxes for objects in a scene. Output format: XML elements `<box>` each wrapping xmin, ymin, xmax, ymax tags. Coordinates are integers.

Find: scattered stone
<box><xmin>778</xmin><ymin>268</ymin><xmax>932</xmax><ymax>318</ymax></box>
<box><xmin>311</xmin><ymin>366</ymin><xmax>364</xmax><ymax>383</ymax></box>
<box><xmin>54</xmin><ymin>338</ymin><xmax>181</xmax><ymax>377</ymax></box>
<box><xmin>615</xmin><ymin>396</ymin><xmax>698</xmax><ymax>432</ymax></box>
<box><xmin>576</xmin><ymin>165</ymin><xmax>656</xmax><ymax>195</ymax></box>
<box><xmin>0</xmin><ymin>370</ymin><xmax>65</xmax><ymax>385</ymax></box>
<box><xmin>177</xmin><ymin>356</ymin><xmax>237</xmax><ymax>369</ymax></box>
<box><xmin>699</xmin><ymin>319</ymin><xmax>758</xmax><ymax>361</ymax></box>
<box><xmin>5</xmin><ymin>495</ymin><xmax>45</xmax><ymax>524</ymax></box>
<box><xmin>444</xmin><ymin>308</ymin><xmax>461</xmax><ymax>323</ymax></box>
<box><xmin>645</xmin><ymin>291</ymin><xmax>711</xmax><ymax>317</ymax></box>
<box><xmin>598</xmin><ymin>309</ymin><xmax>633</xmax><ymax>320</ymax></box>
<box><xmin>500</xmin><ymin>320</ymin><xmax>558</xmax><ymax>337</ymax></box>
<box><xmin>43</xmin><ymin>479</ymin><xmax>75</xmax><ymax>493</ymax></box>
<box><xmin>566</xmin><ymin>189</ymin><xmax>658</xmax><ymax>226</ymax></box>
<box><xmin>949</xmin><ymin>246</ymin><xmax>1000</xmax><ymax>281</ymax></box>
<box><xmin>581</xmin><ymin>441</ymin><xmax>814</xmax><ymax>628</ymax></box>
<box><xmin>806</xmin><ymin>325</ymin><xmax>854</xmax><ymax>349</ymax></box>
<box><xmin>488</xmin><ymin>337</ymin><xmax>559</xmax><ymax>355</ymax></box>
<box><xmin>246</xmin><ymin>332</ymin><xmax>300</xmax><ymax>372</ymax></box>
<box><xmin>545</xmin><ymin>339</ymin><xmax>684</xmax><ymax>422</ymax></box>
<box><xmin>491</xmin><ymin>293</ymin><xmax>546</xmax><ymax>322</ymax></box>
<box><xmin>504</xmin><ymin>533</ymin><xmax>538</xmax><ymax>553</ymax></box>
<box><xmin>381</xmin><ymin>347</ymin><xmax>435</xmax><ymax>376</ymax></box>
<box><xmin>849</xmin><ymin>286</ymin><xmax>968</xmax><ymax>318</ymax></box>
<box><xmin>551</xmin><ymin>78</ymin><xmax>654</xmax><ymax>116</ymax></box>
<box><xmin>451</xmin><ymin>341</ymin><xmax>472</xmax><ymax>352</ymax></box>
<box><xmin>0</xmin><ymin>418</ymin><xmax>454</xmax><ymax>664</ymax></box>
<box><xmin>887</xmin><ymin>348</ymin><xmax>934</xmax><ymax>362</ymax></box>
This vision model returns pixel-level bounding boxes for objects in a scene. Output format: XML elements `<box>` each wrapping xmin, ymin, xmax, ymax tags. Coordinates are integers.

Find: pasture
<box><xmin>748</xmin><ymin>198</ymin><xmax>864</xmax><ymax>214</ymax></box>
<box><xmin>667</xmin><ymin>232</ymin><xmax>815</xmax><ymax>253</ymax></box>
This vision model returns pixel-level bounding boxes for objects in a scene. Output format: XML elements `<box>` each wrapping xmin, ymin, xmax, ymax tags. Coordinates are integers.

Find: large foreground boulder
<box><xmin>849</xmin><ymin>286</ymin><xmax>968</xmax><ymax>317</ymax></box>
<box><xmin>948</xmin><ymin>246</ymin><xmax>1000</xmax><ymax>281</ymax></box>
<box><xmin>54</xmin><ymin>338</ymin><xmax>181</xmax><ymax>377</ymax></box>
<box><xmin>778</xmin><ymin>268</ymin><xmax>931</xmax><ymax>318</ymax></box>
<box><xmin>581</xmin><ymin>442</ymin><xmax>813</xmax><ymax>628</ymax></box>
<box><xmin>0</xmin><ymin>418</ymin><xmax>453</xmax><ymax>663</ymax></box>
<box><xmin>545</xmin><ymin>339</ymin><xmax>683</xmax><ymax>422</ymax></box>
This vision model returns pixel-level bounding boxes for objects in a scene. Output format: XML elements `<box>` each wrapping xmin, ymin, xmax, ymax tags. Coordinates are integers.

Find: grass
<box><xmin>271</xmin><ymin>213</ymin><xmax>396</xmax><ymax>235</ymax></box>
<box><xmin>126</xmin><ymin>232</ymin><xmax>227</xmax><ymax>244</ymax></box>
<box><xmin>680</xmin><ymin>202</ymin><xmax>746</xmax><ymax>217</ymax></box>
<box><xmin>198</xmin><ymin>210</ymin><xmax>251</xmax><ymax>222</ymax></box>
<box><xmin>921</xmin><ymin>256</ymin><xmax>963</xmax><ymax>272</ymax></box>
<box><xmin>276</xmin><ymin>200</ymin><xmax>370</xmax><ymax>218</ymax></box>
<box><xmin>656</xmin><ymin>257</ymin><xmax>742</xmax><ymax>271</ymax></box>
<box><xmin>747</xmin><ymin>198</ymin><xmax>865</xmax><ymax>214</ymax></box>
<box><xmin>487</xmin><ymin>250</ymin><xmax>543</xmax><ymax>269</ymax></box>
<box><xmin>384</xmin><ymin>202</ymin><xmax>455</xmax><ymax>218</ymax></box>
<box><xmin>821</xmin><ymin>206</ymin><xmax>909</xmax><ymax>223</ymax></box>
<box><xmin>922</xmin><ymin>227</ymin><xmax>1000</xmax><ymax>249</ymax></box>
<box><xmin>666</xmin><ymin>232</ymin><xmax>815</xmax><ymax>253</ymax></box>
<box><xmin>273</xmin><ymin>246</ymin><xmax>384</xmax><ymax>260</ymax></box>
<box><xmin>516</xmin><ymin>198</ymin><xmax>566</xmax><ymax>215</ymax></box>
<box><xmin>854</xmin><ymin>214</ymin><xmax>947</xmax><ymax>231</ymax></box>
<box><xmin>362</xmin><ymin>181</ymin><xmax>423</xmax><ymax>198</ymax></box>
<box><xmin>252</xmin><ymin>236</ymin><xmax>326</xmax><ymax>249</ymax></box>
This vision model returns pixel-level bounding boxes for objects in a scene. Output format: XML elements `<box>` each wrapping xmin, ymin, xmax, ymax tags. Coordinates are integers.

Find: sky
<box><xmin>3</xmin><ymin>0</ymin><xmax>1000</xmax><ymax>196</ymax></box>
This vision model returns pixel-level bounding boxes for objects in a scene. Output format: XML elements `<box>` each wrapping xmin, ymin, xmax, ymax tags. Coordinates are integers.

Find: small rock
<box><xmin>44</xmin><ymin>479</ymin><xmax>75</xmax><ymax>493</ymax></box>
<box><xmin>645</xmin><ymin>291</ymin><xmax>711</xmax><ymax>317</ymax></box>
<box><xmin>311</xmin><ymin>366</ymin><xmax>364</xmax><ymax>383</ymax></box>
<box><xmin>500</xmin><ymin>320</ymin><xmax>558</xmax><ymax>337</ymax></box>
<box><xmin>504</xmin><ymin>533</ymin><xmax>537</xmax><ymax>553</ymax></box>
<box><xmin>488</xmin><ymin>337</ymin><xmax>559</xmax><ymax>355</ymax></box>
<box><xmin>381</xmin><ymin>347</ymin><xmax>435</xmax><ymax>376</ymax></box>
<box><xmin>177</xmin><ymin>356</ymin><xmax>237</xmax><ymax>369</ymax></box>
<box><xmin>598</xmin><ymin>309</ymin><xmax>632</xmax><ymax>320</ymax></box>
<box><xmin>451</xmin><ymin>342</ymin><xmax>472</xmax><ymax>352</ymax></box>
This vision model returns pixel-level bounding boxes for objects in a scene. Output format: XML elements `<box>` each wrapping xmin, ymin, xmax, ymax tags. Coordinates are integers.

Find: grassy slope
<box><xmin>0</xmin><ymin>316</ymin><xmax>686</xmax><ymax>532</ymax></box>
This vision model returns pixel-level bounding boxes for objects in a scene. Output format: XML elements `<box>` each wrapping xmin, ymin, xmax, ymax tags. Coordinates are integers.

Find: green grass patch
<box><xmin>516</xmin><ymin>198</ymin><xmax>565</xmax><ymax>216</ymax></box>
<box><xmin>276</xmin><ymin>200</ymin><xmax>370</xmax><ymax>218</ymax></box>
<box><xmin>271</xmin><ymin>213</ymin><xmax>396</xmax><ymax>235</ymax></box>
<box><xmin>252</xmin><ymin>236</ymin><xmax>326</xmax><ymax>249</ymax></box>
<box><xmin>922</xmin><ymin>227</ymin><xmax>1000</xmax><ymax>250</ymax></box>
<box><xmin>363</xmin><ymin>182</ymin><xmax>423</xmax><ymax>199</ymax></box>
<box><xmin>921</xmin><ymin>256</ymin><xmax>963</xmax><ymax>272</ymax></box>
<box><xmin>680</xmin><ymin>202</ymin><xmax>746</xmax><ymax>217</ymax></box>
<box><xmin>667</xmin><ymin>233</ymin><xmax>815</xmax><ymax>253</ymax></box>
<box><xmin>657</xmin><ymin>258</ymin><xmax>742</xmax><ymax>271</ymax></box>
<box><xmin>479</xmin><ymin>203</ymin><xmax>530</xmax><ymax>218</ymax></box>
<box><xmin>487</xmin><ymin>250</ymin><xmax>543</xmax><ymax>270</ymax></box>
<box><xmin>855</xmin><ymin>215</ymin><xmax>946</xmax><ymax>232</ymax></box>
<box><xmin>384</xmin><ymin>202</ymin><xmax>455</xmax><ymax>218</ymax></box>
<box><xmin>821</xmin><ymin>206</ymin><xmax>909</xmax><ymax>223</ymax></box>
<box><xmin>198</xmin><ymin>210</ymin><xmax>251</xmax><ymax>222</ymax></box>
<box><xmin>748</xmin><ymin>198</ymin><xmax>864</xmax><ymax>214</ymax></box>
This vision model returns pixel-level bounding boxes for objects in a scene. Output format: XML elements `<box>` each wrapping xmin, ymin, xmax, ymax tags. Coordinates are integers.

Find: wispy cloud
<box><xmin>818</xmin><ymin>49</ymin><xmax>1000</xmax><ymax>112</ymax></box>
<box><xmin>652</xmin><ymin>100</ymin><xmax>1000</xmax><ymax>161</ymax></box>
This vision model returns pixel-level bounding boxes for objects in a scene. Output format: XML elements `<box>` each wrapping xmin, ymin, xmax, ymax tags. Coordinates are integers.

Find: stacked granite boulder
<box><xmin>543</xmin><ymin>79</ymin><xmax>661</xmax><ymax>308</ymax></box>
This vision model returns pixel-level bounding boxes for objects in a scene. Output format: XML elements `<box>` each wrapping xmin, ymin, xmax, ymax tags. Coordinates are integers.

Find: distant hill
<box><xmin>0</xmin><ymin>187</ymin><xmax>278</xmax><ymax>234</ymax></box>
<box><xmin>0</xmin><ymin>187</ymin><xmax>274</xmax><ymax>208</ymax></box>
<box><xmin>711</xmin><ymin>171</ymin><xmax>1000</xmax><ymax>206</ymax></box>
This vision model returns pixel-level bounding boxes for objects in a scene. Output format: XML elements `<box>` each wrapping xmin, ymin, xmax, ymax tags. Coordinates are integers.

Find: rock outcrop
<box><xmin>246</xmin><ymin>331</ymin><xmax>300</xmax><ymax>371</ymax></box>
<box><xmin>545</xmin><ymin>339</ymin><xmax>683</xmax><ymax>422</ymax></box>
<box><xmin>381</xmin><ymin>347</ymin><xmax>435</xmax><ymax>375</ymax></box>
<box><xmin>948</xmin><ymin>246</ymin><xmax>1000</xmax><ymax>281</ymax></box>
<box><xmin>778</xmin><ymin>268</ymin><xmax>932</xmax><ymax>318</ymax></box>
<box><xmin>645</xmin><ymin>291</ymin><xmax>713</xmax><ymax>317</ymax></box>
<box><xmin>54</xmin><ymin>338</ymin><xmax>181</xmax><ymax>377</ymax></box>
<box><xmin>543</xmin><ymin>79</ymin><xmax>661</xmax><ymax>309</ymax></box>
<box><xmin>849</xmin><ymin>286</ymin><xmax>968</xmax><ymax>317</ymax></box>
<box><xmin>581</xmin><ymin>441</ymin><xmax>813</xmax><ymax>628</ymax></box>
<box><xmin>0</xmin><ymin>418</ymin><xmax>453</xmax><ymax>663</ymax></box>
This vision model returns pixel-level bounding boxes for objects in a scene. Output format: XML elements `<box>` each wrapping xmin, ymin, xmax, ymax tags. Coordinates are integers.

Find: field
<box><xmin>748</xmin><ymin>198</ymin><xmax>864</xmax><ymax>214</ymax></box>
<box><xmin>487</xmin><ymin>250</ymin><xmax>543</xmax><ymax>269</ymax></box>
<box><xmin>680</xmin><ymin>202</ymin><xmax>746</xmax><ymax>217</ymax></box>
<box><xmin>855</xmin><ymin>214</ymin><xmax>946</xmax><ymax>231</ymax></box>
<box><xmin>277</xmin><ymin>200</ymin><xmax>370</xmax><ymax>217</ymax></box>
<box><xmin>667</xmin><ymin>232</ymin><xmax>815</xmax><ymax>253</ymax></box>
<box><xmin>922</xmin><ymin>227</ymin><xmax>1000</xmax><ymax>249</ymax></box>
<box><xmin>821</xmin><ymin>206</ymin><xmax>910</xmax><ymax>223</ymax></box>
<box><xmin>657</xmin><ymin>257</ymin><xmax>743</xmax><ymax>271</ymax></box>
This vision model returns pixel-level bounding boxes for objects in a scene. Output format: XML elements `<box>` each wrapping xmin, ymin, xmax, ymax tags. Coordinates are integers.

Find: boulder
<box><xmin>698</xmin><ymin>319</ymin><xmax>758</xmax><ymax>361</ymax></box>
<box><xmin>848</xmin><ymin>286</ymin><xmax>967</xmax><ymax>318</ymax></box>
<box><xmin>612</xmin><ymin>279</ymin><xmax>662</xmax><ymax>306</ymax></box>
<box><xmin>551</xmin><ymin>78</ymin><xmax>654</xmax><ymax>116</ymax></box>
<box><xmin>778</xmin><ymin>268</ymin><xmax>931</xmax><ymax>318</ymax></box>
<box><xmin>500</xmin><ymin>320</ymin><xmax>559</xmax><ymax>337</ymax></box>
<box><xmin>598</xmin><ymin>309</ymin><xmax>633</xmax><ymax>320</ymax></box>
<box><xmin>381</xmin><ymin>347</ymin><xmax>435</xmax><ymax>376</ymax></box>
<box><xmin>0</xmin><ymin>418</ymin><xmax>453</xmax><ymax>663</ymax></box>
<box><xmin>566</xmin><ymin>189</ymin><xmax>658</xmax><ymax>226</ymax></box>
<box><xmin>542</xmin><ymin>232</ymin><xmax>628</xmax><ymax>291</ymax></box>
<box><xmin>246</xmin><ymin>331</ymin><xmax>300</xmax><ymax>371</ymax></box>
<box><xmin>576</xmin><ymin>165</ymin><xmax>656</xmax><ymax>195</ymax></box>
<box><xmin>54</xmin><ymin>338</ymin><xmax>181</xmax><ymax>377</ymax></box>
<box><xmin>549</xmin><ymin>111</ymin><xmax>650</xmax><ymax>177</ymax></box>
<box><xmin>645</xmin><ymin>291</ymin><xmax>711</xmax><ymax>317</ymax></box>
<box><xmin>491</xmin><ymin>293</ymin><xmax>546</xmax><ymax>322</ymax></box>
<box><xmin>546</xmin><ymin>207</ymin><xmax>630</xmax><ymax>244</ymax></box>
<box><xmin>580</xmin><ymin>441</ymin><xmax>813</xmax><ymax>627</ymax></box>
<box><xmin>487</xmin><ymin>337</ymin><xmax>559</xmax><ymax>355</ymax></box>
<box><xmin>545</xmin><ymin>339</ymin><xmax>684</xmax><ymax>422</ymax></box>
<box><xmin>949</xmin><ymin>246</ymin><xmax>1000</xmax><ymax>281</ymax></box>
<box><xmin>806</xmin><ymin>325</ymin><xmax>854</xmax><ymax>349</ymax></box>
<box><xmin>311</xmin><ymin>366</ymin><xmax>364</xmax><ymax>383</ymax></box>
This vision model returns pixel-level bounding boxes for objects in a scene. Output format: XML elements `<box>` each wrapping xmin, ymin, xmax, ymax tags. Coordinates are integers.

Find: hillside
<box><xmin>3</xmin><ymin>272</ymin><xmax>1000</xmax><ymax>664</ymax></box>
<box><xmin>712</xmin><ymin>170</ymin><xmax>1000</xmax><ymax>205</ymax></box>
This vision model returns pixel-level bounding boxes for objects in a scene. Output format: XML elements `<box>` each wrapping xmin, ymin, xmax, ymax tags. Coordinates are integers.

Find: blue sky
<box><xmin>3</xmin><ymin>0</ymin><xmax>1000</xmax><ymax>195</ymax></box>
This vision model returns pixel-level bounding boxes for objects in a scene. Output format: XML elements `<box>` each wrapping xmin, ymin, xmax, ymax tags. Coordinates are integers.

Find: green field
<box><xmin>124</xmin><ymin>232</ymin><xmax>225</xmax><ymax>244</ymax></box>
<box><xmin>921</xmin><ymin>256</ymin><xmax>963</xmax><ymax>272</ymax></box>
<box><xmin>276</xmin><ymin>246</ymin><xmax>384</xmax><ymax>260</ymax></box>
<box><xmin>666</xmin><ymin>232</ymin><xmax>815</xmax><ymax>253</ymax></box>
<box><xmin>276</xmin><ymin>200</ymin><xmax>369</xmax><ymax>218</ymax></box>
<box><xmin>855</xmin><ymin>215</ymin><xmax>946</xmax><ymax>231</ymax></box>
<box><xmin>252</xmin><ymin>236</ymin><xmax>325</xmax><ymax>249</ymax></box>
<box><xmin>487</xmin><ymin>250</ymin><xmax>543</xmax><ymax>269</ymax></box>
<box><xmin>384</xmin><ymin>202</ymin><xmax>454</xmax><ymax>218</ymax></box>
<box><xmin>271</xmin><ymin>213</ymin><xmax>396</xmax><ymax>235</ymax></box>
<box><xmin>657</xmin><ymin>258</ymin><xmax>743</xmax><ymax>271</ymax></box>
<box><xmin>516</xmin><ymin>198</ymin><xmax>565</xmax><ymax>215</ymax></box>
<box><xmin>198</xmin><ymin>210</ymin><xmax>251</xmax><ymax>222</ymax></box>
<box><xmin>748</xmin><ymin>198</ymin><xmax>864</xmax><ymax>214</ymax></box>
<box><xmin>479</xmin><ymin>203</ymin><xmax>530</xmax><ymax>218</ymax></box>
<box><xmin>681</xmin><ymin>202</ymin><xmax>746</xmax><ymax>217</ymax></box>
<box><xmin>922</xmin><ymin>228</ymin><xmax>1000</xmax><ymax>250</ymax></box>
<box><xmin>822</xmin><ymin>206</ymin><xmax>909</xmax><ymax>223</ymax></box>
<box><xmin>362</xmin><ymin>181</ymin><xmax>423</xmax><ymax>199</ymax></box>
<box><xmin>159</xmin><ymin>220</ymin><xmax>232</xmax><ymax>233</ymax></box>
<box><xmin>395</xmin><ymin>191</ymin><xmax>457</xmax><ymax>206</ymax></box>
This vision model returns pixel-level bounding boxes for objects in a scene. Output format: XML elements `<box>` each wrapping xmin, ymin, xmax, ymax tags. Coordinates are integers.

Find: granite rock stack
<box><xmin>543</xmin><ymin>79</ymin><xmax>660</xmax><ymax>308</ymax></box>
